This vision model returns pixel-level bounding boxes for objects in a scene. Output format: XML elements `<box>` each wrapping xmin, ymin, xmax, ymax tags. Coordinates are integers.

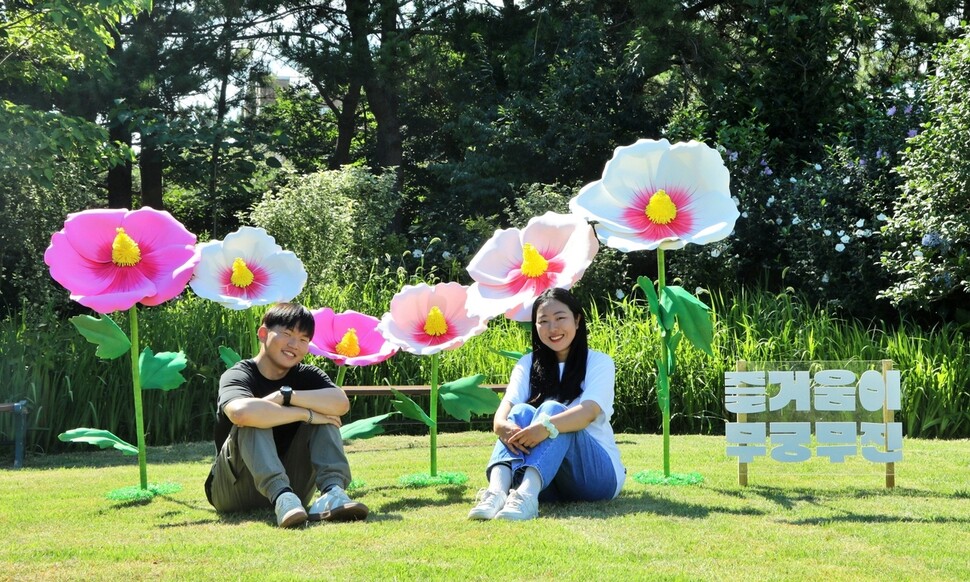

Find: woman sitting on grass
<box><xmin>468</xmin><ymin>287</ymin><xmax>626</xmax><ymax>521</ymax></box>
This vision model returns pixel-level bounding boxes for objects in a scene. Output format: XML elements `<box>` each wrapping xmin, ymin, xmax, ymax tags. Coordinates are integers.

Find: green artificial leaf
<box><xmin>439</xmin><ymin>374</ymin><xmax>501</xmax><ymax>422</ymax></box>
<box><xmin>69</xmin><ymin>314</ymin><xmax>131</xmax><ymax>360</ymax></box>
<box><xmin>661</xmin><ymin>286</ymin><xmax>714</xmax><ymax>356</ymax></box>
<box><xmin>58</xmin><ymin>428</ymin><xmax>138</xmax><ymax>455</ymax></box>
<box><xmin>637</xmin><ymin>276</ymin><xmax>661</xmax><ymax>319</ymax></box>
<box><xmin>666</xmin><ymin>330</ymin><xmax>682</xmax><ymax>377</ymax></box>
<box><xmin>139</xmin><ymin>348</ymin><xmax>188</xmax><ymax>391</ymax></box>
<box><xmin>219</xmin><ymin>345</ymin><xmax>242</xmax><ymax>368</ymax></box>
<box><xmin>496</xmin><ymin>349</ymin><xmax>526</xmax><ymax>361</ymax></box>
<box><xmin>340</xmin><ymin>413</ymin><xmax>397</xmax><ymax>440</ymax></box>
<box><xmin>390</xmin><ymin>389</ymin><xmax>435</xmax><ymax>428</ymax></box>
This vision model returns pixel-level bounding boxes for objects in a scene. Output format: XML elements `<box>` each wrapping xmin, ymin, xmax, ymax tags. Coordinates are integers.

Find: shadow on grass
<box><xmin>543</xmin><ymin>490</ymin><xmax>768</xmax><ymax>520</ymax></box>
<box><xmin>23</xmin><ymin>442</ymin><xmax>215</xmax><ymax>469</ymax></box>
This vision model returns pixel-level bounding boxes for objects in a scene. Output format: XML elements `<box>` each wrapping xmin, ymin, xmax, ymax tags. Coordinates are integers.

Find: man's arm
<box><xmin>225</xmin><ymin>388</ymin><xmax>350</xmax><ymax>428</ymax></box>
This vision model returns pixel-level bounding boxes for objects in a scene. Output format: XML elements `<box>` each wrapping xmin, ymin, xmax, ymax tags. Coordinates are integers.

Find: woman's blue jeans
<box><xmin>486</xmin><ymin>401</ymin><xmax>616</xmax><ymax>502</ymax></box>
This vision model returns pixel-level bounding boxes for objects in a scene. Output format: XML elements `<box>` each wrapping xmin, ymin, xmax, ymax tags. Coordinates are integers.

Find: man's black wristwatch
<box><xmin>281</xmin><ymin>386</ymin><xmax>293</xmax><ymax>407</ymax></box>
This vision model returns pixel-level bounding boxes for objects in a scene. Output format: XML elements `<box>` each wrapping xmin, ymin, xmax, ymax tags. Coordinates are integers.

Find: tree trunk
<box><xmin>330</xmin><ymin>81</ymin><xmax>362</xmax><ymax>169</ymax></box>
<box><xmin>139</xmin><ymin>133</ymin><xmax>164</xmax><ymax>209</ymax></box>
<box><xmin>107</xmin><ymin>122</ymin><xmax>133</xmax><ymax>209</ymax></box>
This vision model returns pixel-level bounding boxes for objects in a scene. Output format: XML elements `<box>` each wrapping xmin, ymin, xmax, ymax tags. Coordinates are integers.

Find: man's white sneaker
<box><xmin>275</xmin><ymin>491</ymin><xmax>308</xmax><ymax>528</ymax></box>
<box><xmin>494</xmin><ymin>489</ymin><xmax>538</xmax><ymax>521</ymax></box>
<box><xmin>467</xmin><ymin>488</ymin><xmax>508</xmax><ymax>520</ymax></box>
<box><xmin>308</xmin><ymin>485</ymin><xmax>369</xmax><ymax>522</ymax></box>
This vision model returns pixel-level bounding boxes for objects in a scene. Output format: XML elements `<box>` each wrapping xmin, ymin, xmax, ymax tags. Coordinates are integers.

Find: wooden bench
<box><xmin>342</xmin><ymin>384</ymin><xmax>506</xmax><ymax>396</ymax></box>
<box><xmin>0</xmin><ymin>400</ymin><xmax>28</xmax><ymax>469</ymax></box>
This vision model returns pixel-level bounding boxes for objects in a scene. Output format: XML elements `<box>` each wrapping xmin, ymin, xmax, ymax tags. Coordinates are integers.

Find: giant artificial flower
<box><xmin>310</xmin><ymin>308</ymin><xmax>397</xmax><ymax>367</ymax></box>
<box><xmin>44</xmin><ymin>208</ymin><xmax>198</xmax><ymax>314</ymax></box>
<box><xmin>378</xmin><ymin>283</ymin><xmax>488</xmax><ymax>356</ymax></box>
<box><xmin>466</xmin><ymin>212</ymin><xmax>599</xmax><ymax>321</ymax></box>
<box><xmin>189</xmin><ymin>226</ymin><xmax>307</xmax><ymax>309</ymax></box>
<box><xmin>569</xmin><ymin>139</ymin><xmax>739</xmax><ymax>252</ymax></box>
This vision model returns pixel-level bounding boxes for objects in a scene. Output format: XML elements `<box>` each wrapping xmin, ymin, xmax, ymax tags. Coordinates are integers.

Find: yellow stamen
<box><xmin>424</xmin><ymin>306</ymin><xmax>448</xmax><ymax>337</ymax></box>
<box><xmin>111</xmin><ymin>228</ymin><xmax>141</xmax><ymax>267</ymax></box>
<box><xmin>230</xmin><ymin>258</ymin><xmax>255</xmax><ymax>288</ymax></box>
<box><xmin>645</xmin><ymin>189</ymin><xmax>678</xmax><ymax>225</ymax></box>
<box><xmin>520</xmin><ymin>243</ymin><xmax>549</xmax><ymax>278</ymax></box>
<box><xmin>335</xmin><ymin>328</ymin><xmax>361</xmax><ymax>358</ymax></box>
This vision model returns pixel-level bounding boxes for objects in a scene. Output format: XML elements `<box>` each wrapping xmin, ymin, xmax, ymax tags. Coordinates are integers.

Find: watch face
<box><xmin>281</xmin><ymin>386</ymin><xmax>292</xmax><ymax>405</ymax></box>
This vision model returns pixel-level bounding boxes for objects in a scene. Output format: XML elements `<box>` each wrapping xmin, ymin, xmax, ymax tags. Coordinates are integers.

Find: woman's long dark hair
<box><xmin>528</xmin><ymin>287</ymin><xmax>589</xmax><ymax>405</ymax></box>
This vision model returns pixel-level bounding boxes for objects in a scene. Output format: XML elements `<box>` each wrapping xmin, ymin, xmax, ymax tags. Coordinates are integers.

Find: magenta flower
<box><xmin>378</xmin><ymin>283</ymin><xmax>488</xmax><ymax>356</ymax></box>
<box><xmin>189</xmin><ymin>226</ymin><xmax>306</xmax><ymax>310</ymax></box>
<box><xmin>570</xmin><ymin>139</ymin><xmax>739</xmax><ymax>252</ymax></box>
<box><xmin>44</xmin><ymin>208</ymin><xmax>198</xmax><ymax>313</ymax></box>
<box><xmin>309</xmin><ymin>308</ymin><xmax>397</xmax><ymax>367</ymax></box>
<box><xmin>466</xmin><ymin>212</ymin><xmax>599</xmax><ymax>321</ymax></box>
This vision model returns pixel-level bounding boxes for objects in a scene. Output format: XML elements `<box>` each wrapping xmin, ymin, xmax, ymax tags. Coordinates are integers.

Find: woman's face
<box><xmin>535</xmin><ymin>298</ymin><xmax>580</xmax><ymax>363</ymax></box>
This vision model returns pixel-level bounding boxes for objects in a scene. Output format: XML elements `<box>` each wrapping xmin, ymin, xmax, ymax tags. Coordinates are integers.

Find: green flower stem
<box><xmin>128</xmin><ymin>305</ymin><xmax>148</xmax><ymax>490</ymax></box>
<box><xmin>657</xmin><ymin>248</ymin><xmax>671</xmax><ymax>477</ymax></box>
<box><xmin>430</xmin><ymin>352</ymin><xmax>439</xmax><ymax>476</ymax></box>
<box><xmin>248</xmin><ymin>308</ymin><xmax>259</xmax><ymax>358</ymax></box>
<box><xmin>335</xmin><ymin>365</ymin><xmax>347</xmax><ymax>388</ymax></box>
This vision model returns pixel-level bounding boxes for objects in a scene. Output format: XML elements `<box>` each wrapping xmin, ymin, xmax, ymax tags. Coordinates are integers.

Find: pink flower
<box><xmin>466</xmin><ymin>212</ymin><xmax>598</xmax><ymax>321</ymax></box>
<box><xmin>309</xmin><ymin>308</ymin><xmax>397</xmax><ymax>366</ymax></box>
<box><xmin>378</xmin><ymin>283</ymin><xmax>488</xmax><ymax>356</ymax></box>
<box><xmin>189</xmin><ymin>226</ymin><xmax>306</xmax><ymax>310</ymax></box>
<box><xmin>44</xmin><ymin>208</ymin><xmax>198</xmax><ymax>313</ymax></box>
<box><xmin>570</xmin><ymin>139</ymin><xmax>739</xmax><ymax>252</ymax></box>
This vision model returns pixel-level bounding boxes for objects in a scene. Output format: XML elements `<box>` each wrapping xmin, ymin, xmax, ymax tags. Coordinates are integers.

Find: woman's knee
<box><xmin>508</xmin><ymin>402</ymin><xmax>537</xmax><ymax>425</ymax></box>
<box><xmin>536</xmin><ymin>400</ymin><xmax>568</xmax><ymax>416</ymax></box>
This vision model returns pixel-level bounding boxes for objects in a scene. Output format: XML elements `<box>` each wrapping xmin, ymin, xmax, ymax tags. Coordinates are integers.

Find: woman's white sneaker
<box><xmin>468</xmin><ymin>488</ymin><xmax>508</xmax><ymax>520</ymax></box>
<box><xmin>494</xmin><ymin>489</ymin><xmax>538</xmax><ymax>521</ymax></box>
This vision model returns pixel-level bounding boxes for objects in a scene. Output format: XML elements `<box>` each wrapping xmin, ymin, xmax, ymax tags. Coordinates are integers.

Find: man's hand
<box><xmin>263</xmin><ymin>390</ymin><xmax>284</xmax><ymax>406</ymax></box>
<box><xmin>309</xmin><ymin>412</ymin><xmax>342</xmax><ymax>428</ymax></box>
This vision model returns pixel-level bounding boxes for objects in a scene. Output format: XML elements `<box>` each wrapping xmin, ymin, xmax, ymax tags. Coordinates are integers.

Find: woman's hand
<box><xmin>505</xmin><ymin>423</ymin><xmax>549</xmax><ymax>454</ymax></box>
<box><xmin>495</xmin><ymin>419</ymin><xmax>529</xmax><ymax>455</ymax></box>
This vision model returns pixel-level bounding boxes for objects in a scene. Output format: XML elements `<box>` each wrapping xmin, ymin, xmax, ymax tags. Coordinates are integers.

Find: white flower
<box><xmin>840</xmin><ymin>234</ymin><xmax>851</xmax><ymax>244</ymax></box>
<box><xmin>766</xmin><ymin>196</ymin><xmax>775</xmax><ymax>207</ymax></box>
<box><xmin>775</xmin><ymin>218</ymin><xmax>783</xmax><ymax>225</ymax></box>
<box><xmin>792</xmin><ymin>216</ymin><xmax>801</xmax><ymax>225</ymax></box>
<box><xmin>913</xmin><ymin>249</ymin><xmax>924</xmax><ymax>259</ymax></box>
<box><xmin>442</xmin><ymin>251</ymin><xmax>452</xmax><ymax>260</ymax></box>
<box><xmin>842</xmin><ymin>177</ymin><xmax>851</xmax><ymax>185</ymax></box>
<box><xmin>789</xmin><ymin>177</ymin><xmax>797</xmax><ymax>184</ymax></box>
<box><xmin>835</xmin><ymin>243</ymin><xmax>845</xmax><ymax>252</ymax></box>
<box><xmin>814</xmin><ymin>164</ymin><xmax>822</xmax><ymax>171</ymax></box>
<box><xmin>741</xmin><ymin>211</ymin><xmax>749</xmax><ymax>218</ymax></box>
<box><xmin>615</xmin><ymin>289</ymin><xmax>625</xmax><ymax>299</ymax></box>
<box><xmin>876</xmin><ymin>213</ymin><xmax>888</xmax><ymax>222</ymax></box>
<box><xmin>821</xmin><ymin>273</ymin><xmax>830</xmax><ymax>283</ymax></box>
<box><xmin>823</xmin><ymin>229</ymin><xmax>832</xmax><ymax>236</ymax></box>
<box><xmin>413</xmin><ymin>249</ymin><xmax>424</xmax><ymax>259</ymax></box>
<box><xmin>855</xmin><ymin>219</ymin><xmax>865</xmax><ymax>227</ymax></box>
<box><xmin>710</xmin><ymin>248</ymin><xmax>722</xmax><ymax>258</ymax></box>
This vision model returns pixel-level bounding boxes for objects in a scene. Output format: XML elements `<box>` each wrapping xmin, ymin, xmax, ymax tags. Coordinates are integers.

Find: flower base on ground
<box><xmin>105</xmin><ymin>482</ymin><xmax>183</xmax><ymax>502</ymax></box>
<box><xmin>397</xmin><ymin>472</ymin><xmax>469</xmax><ymax>488</ymax></box>
<box><xmin>632</xmin><ymin>470</ymin><xmax>704</xmax><ymax>486</ymax></box>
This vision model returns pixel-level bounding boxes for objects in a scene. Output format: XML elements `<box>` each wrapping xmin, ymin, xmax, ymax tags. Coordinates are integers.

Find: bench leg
<box><xmin>13</xmin><ymin>400</ymin><xmax>26</xmax><ymax>469</ymax></box>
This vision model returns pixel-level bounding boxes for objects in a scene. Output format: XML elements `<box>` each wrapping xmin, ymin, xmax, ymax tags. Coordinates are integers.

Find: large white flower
<box><xmin>466</xmin><ymin>212</ymin><xmax>598</xmax><ymax>321</ymax></box>
<box><xmin>189</xmin><ymin>226</ymin><xmax>307</xmax><ymax>309</ymax></box>
<box><xmin>569</xmin><ymin>139</ymin><xmax>739</xmax><ymax>252</ymax></box>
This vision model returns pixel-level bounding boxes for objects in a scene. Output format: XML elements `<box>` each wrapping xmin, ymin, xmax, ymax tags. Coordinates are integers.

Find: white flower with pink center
<box><xmin>378</xmin><ymin>282</ymin><xmax>488</xmax><ymax>356</ymax></box>
<box><xmin>569</xmin><ymin>139</ymin><xmax>739</xmax><ymax>252</ymax></box>
<box><xmin>189</xmin><ymin>226</ymin><xmax>307</xmax><ymax>309</ymax></box>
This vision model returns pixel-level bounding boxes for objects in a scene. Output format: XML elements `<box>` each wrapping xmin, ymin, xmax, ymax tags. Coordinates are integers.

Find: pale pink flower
<box><xmin>466</xmin><ymin>212</ymin><xmax>598</xmax><ymax>321</ymax></box>
<box><xmin>378</xmin><ymin>283</ymin><xmax>488</xmax><ymax>356</ymax></box>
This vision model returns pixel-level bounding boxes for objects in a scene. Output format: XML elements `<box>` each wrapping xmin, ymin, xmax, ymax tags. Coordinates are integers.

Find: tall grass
<box><xmin>2</xmin><ymin>285</ymin><xmax>968</xmax><ymax>455</ymax></box>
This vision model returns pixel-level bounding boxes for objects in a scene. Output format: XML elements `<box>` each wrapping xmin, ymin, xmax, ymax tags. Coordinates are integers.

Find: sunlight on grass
<box><xmin>2</xmin><ymin>434</ymin><xmax>968</xmax><ymax>580</ymax></box>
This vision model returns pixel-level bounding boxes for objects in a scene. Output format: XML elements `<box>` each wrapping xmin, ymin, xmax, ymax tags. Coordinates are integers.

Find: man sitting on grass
<box><xmin>204</xmin><ymin>302</ymin><xmax>368</xmax><ymax>527</ymax></box>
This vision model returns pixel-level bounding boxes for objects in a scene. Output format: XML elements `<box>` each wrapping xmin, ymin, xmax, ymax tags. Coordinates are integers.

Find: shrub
<box><xmin>248</xmin><ymin>166</ymin><xmax>405</xmax><ymax>288</ymax></box>
<box><xmin>880</xmin><ymin>32</ymin><xmax>970</xmax><ymax>322</ymax></box>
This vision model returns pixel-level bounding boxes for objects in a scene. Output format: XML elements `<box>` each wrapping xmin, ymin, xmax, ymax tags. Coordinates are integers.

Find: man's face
<box><xmin>261</xmin><ymin>325</ymin><xmax>311</xmax><ymax>371</ymax></box>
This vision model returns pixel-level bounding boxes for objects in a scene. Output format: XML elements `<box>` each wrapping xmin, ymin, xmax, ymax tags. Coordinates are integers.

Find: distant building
<box><xmin>242</xmin><ymin>74</ymin><xmax>290</xmax><ymax>118</ymax></box>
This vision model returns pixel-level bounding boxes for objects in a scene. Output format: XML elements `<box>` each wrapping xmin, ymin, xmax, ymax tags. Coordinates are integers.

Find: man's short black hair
<box><xmin>261</xmin><ymin>302</ymin><xmax>315</xmax><ymax>337</ymax></box>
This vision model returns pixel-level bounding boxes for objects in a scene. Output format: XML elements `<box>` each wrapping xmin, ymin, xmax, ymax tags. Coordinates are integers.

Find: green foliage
<box><xmin>69</xmin><ymin>315</ymin><xmax>132</xmax><ymax>360</ymax></box>
<box><xmin>138</xmin><ymin>348</ymin><xmax>188</xmax><ymax>391</ymax></box>
<box><xmin>248</xmin><ymin>166</ymin><xmax>405</xmax><ymax>287</ymax></box>
<box><xmin>880</xmin><ymin>31</ymin><xmax>970</xmax><ymax>319</ymax></box>
<box><xmin>57</xmin><ymin>428</ymin><xmax>137</xmax><ymax>455</ymax></box>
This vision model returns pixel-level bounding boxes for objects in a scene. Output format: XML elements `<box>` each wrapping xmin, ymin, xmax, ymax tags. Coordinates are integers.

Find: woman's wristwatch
<box><xmin>536</xmin><ymin>413</ymin><xmax>559</xmax><ymax>439</ymax></box>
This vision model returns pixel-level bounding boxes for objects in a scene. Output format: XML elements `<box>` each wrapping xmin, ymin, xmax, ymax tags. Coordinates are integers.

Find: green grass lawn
<box><xmin>2</xmin><ymin>433</ymin><xmax>968</xmax><ymax>581</ymax></box>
